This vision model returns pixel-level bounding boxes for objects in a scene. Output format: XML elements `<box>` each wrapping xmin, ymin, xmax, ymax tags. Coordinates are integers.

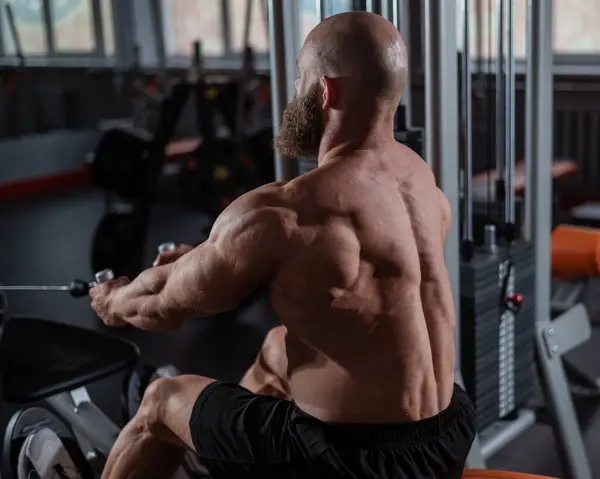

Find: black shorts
<box><xmin>189</xmin><ymin>382</ymin><xmax>476</xmax><ymax>479</ymax></box>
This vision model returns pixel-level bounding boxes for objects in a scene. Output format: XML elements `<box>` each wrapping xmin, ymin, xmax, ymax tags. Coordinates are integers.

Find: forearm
<box><xmin>111</xmin><ymin>266</ymin><xmax>184</xmax><ymax>331</ymax></box>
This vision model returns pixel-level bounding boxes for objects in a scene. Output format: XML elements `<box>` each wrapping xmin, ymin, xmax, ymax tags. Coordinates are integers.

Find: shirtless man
<box><xmin>91</xmin><ymin>12</ymin><xmax>475</xmax><ymax>479</ymax></box>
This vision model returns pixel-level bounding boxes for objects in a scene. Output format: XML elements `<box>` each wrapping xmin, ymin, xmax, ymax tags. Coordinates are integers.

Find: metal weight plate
<box><xmin>3</xmin><ymin>407</ymin><xmax>94</xmax><ymax>479</ymax></box>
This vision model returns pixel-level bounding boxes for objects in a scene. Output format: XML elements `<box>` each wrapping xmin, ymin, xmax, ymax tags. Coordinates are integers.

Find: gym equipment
<box><xmin>90</xmin><ymin>128</ymin><xmax>153</xmax><ymax>200</ymax></box>
<box><xmin>4</xmin><ymin>408</ymin><xmax>94</xmax><ymax>479</ymax></box>
<box><xmin>0</xmin><ymin>279</ymin><xmax>94</xmax><ymax>298</ymax></box>
<box><xmin>548</xmin><ymin>225</ymin><xmax>600</xmax><ymax>399</ymax></box>
<box><xmin>179</xmin><ymin>42</ymin><xmax>261</xmax><ymax>218</ymax></box>
<box><xmin>1</xmin><ymin>269</ymin><xmax>140</xmax><ymax>478</ymax></box>
<box><xmin>454</xmin><ymin>0</ymin><xmax>593</xmax><ymax>475</ymax></box>
<box><xmin>91</xmin><ymin>205</ymin><xmax>145</xmax><ymax>279</ymax></box>
<box><xmin>462</xmin><ymin>472</ymin><xmax>557</xmax><ymax>479</ymax></box>
<box><xmin>179</xmin><ymin>137</ymin><xmax>254</xmax><ymax>217</ymax></box>
<box><xmin>0</xmin><ymin>270</ymin><xmax>114</xmax><ymax>299</ymax></box>
<box><xmin>158</xmin><ymin>242</ymin><xmax>177</xmax><ymax>254</ymax></box>
<box><xmin>459</xmin><ymin>0</ymin><xmax>536</xmax><ymax>434</ymax></box>
<box><xmin>90</xmin><ymin>75</ymin><xmax>193</xmax><ymax>278</ymax></box>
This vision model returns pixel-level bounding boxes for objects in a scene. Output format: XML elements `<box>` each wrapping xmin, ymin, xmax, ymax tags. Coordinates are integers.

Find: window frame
<box><xmin>161</xmin><ymin>0</ymin><xmax>271</xmax><ymax>71</ymax></box>
<box><xmin>0</xmin><ymin>0</ymin><xmax>114</xmax><ymax>65</ymax></box>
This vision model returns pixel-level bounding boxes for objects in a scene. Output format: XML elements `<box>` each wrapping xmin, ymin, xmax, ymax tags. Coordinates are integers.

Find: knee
<box><xmin>138</xmin><ymin>377</ymin><xmax>181</xmax><ymax>428</ymax></box>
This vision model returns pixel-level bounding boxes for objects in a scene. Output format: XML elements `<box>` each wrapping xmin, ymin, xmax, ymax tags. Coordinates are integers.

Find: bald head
<box><xmin>274</xmin><ymin>13</ymin><xmax>407</xmax><ymax>158</ymax></box>
<box><xmin>301</xmin><ymin>12</ymin><xmax>407</xmax><ymax>110</ymax></box>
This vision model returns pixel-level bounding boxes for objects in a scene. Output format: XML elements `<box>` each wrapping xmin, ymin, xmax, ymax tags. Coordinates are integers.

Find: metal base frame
<box><xmin>47</xmin><ymin>387</ymin><xmax>121</xmax><ymax>459</ymax></box>
<box><xmin>465</xmin><ymin>304</ymin><xmax>593</xmax><ymax>478</ymax></box>
<box><xmin>535</xmin><ymin>304</ymin><xmax>592</xmax><ymax>479</ymax></box>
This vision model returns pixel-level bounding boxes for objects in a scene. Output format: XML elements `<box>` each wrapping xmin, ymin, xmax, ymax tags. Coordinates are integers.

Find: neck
<box><xmin>318</xmin><ymin>110</ymin><xmax>396</xmax><ymax>166</ymax></box>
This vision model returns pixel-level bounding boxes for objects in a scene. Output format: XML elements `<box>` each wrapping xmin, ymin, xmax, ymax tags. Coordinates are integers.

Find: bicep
<box><xmin>161</xmin><ymin>243</ymin><xmax>261</xmax><ymax>317</ymax></box>
<box><xmin>160</xmin><ymin>207</ymin><xmax>291</xmax><ymax>317</ymax></box>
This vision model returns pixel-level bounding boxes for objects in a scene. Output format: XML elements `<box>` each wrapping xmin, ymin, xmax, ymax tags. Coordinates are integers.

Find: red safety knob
<box><xmin>509</xmin><ymin>293</ymin><xmax>524</xmax><ymax>306</ymax></box>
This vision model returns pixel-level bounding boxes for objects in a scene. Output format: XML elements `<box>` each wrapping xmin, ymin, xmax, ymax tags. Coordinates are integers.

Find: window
<box><xmin>229</xmin><ymin>0</ymin><xmax>269</xmax><ymax>53</ymax></box>
<box><xmin>51</xmin><ymin>0</ymin><xmax>95</xmax><ymax>52</ymax></box>
<box><xmin>299</xmin><ymin>0</ymin><xmax>353</xmax><ymax>44</ymax></box>
<box><xmin>553</xmin><ymin>0</ymin><xmax>600</xmax><ymax>54</ymax></box>
<box><xmin>162</xmin><ymin>0</ymin><xmax>225</xmax><ymax>57</ymax></box>
<box><xmin>2</xmin><ymin>0</ymin><xmax>48</xmax><ymax>55</ymax></box>
<box><xmin>457</xmin><ymin>0</ymin><xmax>527</xmax><ymax>60</ymax></box>
<box><xmin>0</xmin><ymin>0</ymin><xmax>115</xmax><ymax>59</ymax></box>
<box><xmin>458</xmin><ymin>0</ymin><xmax>600</xmax><ymax>60</ymax></box>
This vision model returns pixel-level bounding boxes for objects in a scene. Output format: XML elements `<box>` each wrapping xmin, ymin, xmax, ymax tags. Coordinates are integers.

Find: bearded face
<box><xmin>274</xmin><ymin>84</ymin><xmax>324</xmax><ymax>158</ymax></box>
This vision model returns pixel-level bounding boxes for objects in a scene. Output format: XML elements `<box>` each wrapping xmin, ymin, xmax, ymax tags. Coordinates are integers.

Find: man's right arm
<box><xmin>153</xmin><ymin>244</ymin><xmax>196</xmax><ymax>267</ymax></box>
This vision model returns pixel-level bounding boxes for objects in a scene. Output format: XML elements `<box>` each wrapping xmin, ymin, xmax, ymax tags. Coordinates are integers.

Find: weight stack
<box><xmin>472</xmin><ymin>199</ymin><xmax>525</xmax><ymax>246</ymax></box>
<box><xmin>461</xmin><ymin>240</ymin><xmax>536</xmax><ymax>432</ymax></box>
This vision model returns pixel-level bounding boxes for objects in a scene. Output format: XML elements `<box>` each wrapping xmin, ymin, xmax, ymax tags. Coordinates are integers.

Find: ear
<box><xmin>320</xmin><ymin>76</ymin><xmax>337</xmax><ymax>109</ymax></box>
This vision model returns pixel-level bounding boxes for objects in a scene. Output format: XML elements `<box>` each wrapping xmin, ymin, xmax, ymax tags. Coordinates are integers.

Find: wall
<box><xmin>0</xmin><ymin>129</ymin><xmax>100</xmax><ymax>183</ymax></box>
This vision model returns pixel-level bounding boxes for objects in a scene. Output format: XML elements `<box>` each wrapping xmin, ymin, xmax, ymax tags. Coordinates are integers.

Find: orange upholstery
<box><xmin>552</xmin><ymin>225</ymin><xmax>600</xmax><ymax>279</ymax></box>
<box><xmin>462</xmin><ymin>470</ymin><xmax>558</xmax><ymax>479</ymax></box>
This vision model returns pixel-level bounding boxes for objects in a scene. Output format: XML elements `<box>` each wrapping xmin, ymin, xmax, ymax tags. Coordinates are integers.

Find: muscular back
<box><xmin>271</xmin><ymin>143</ymin><xmax>455</xmax><ymax>423</ymax></box>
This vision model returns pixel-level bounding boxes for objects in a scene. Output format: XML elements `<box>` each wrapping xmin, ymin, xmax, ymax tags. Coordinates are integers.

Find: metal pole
<box><xmin>398</xmin><ymin>0</ymin><xmax>412</xmax><ymax>128</ymax></box>
<box><xmin>268</xmin><ymin>0</ymin><xmax>287</xmax><ymax>181</ymax></box>
<box><xmin>381</xmin><ymin>0</ymin><xmax>393</xmax><ymax>21</ymax></box>
<box><xmin>391</xmin><ymin>0</ymin><xmax>400</xmax><ymax>28</ymax></box>
<box><xmin>528</xmin><ymin>0</ymin><xmax>592</xmax><ymax>476</ymax></box>
<box><xmin>423</xmin><ymin>0</ymin><xmax>461</xmax><ymax>369</ymax></box>
<box><xmin>316</xmin><ymin>0</ymin><xmax>326</xmax><ymax>21</ymax></box>
<box><xmin>524</xmin><ymin>0</ymin><xmax>534</xmax><ymax>241</ymax></box>
<box><xmin>505</xmin><ymin>0</ymin><xmax>516</xmax><ymax>227</ymax></box>
<box><xmin>243</xmin><ymin>0</ymin><xmax>254</xmax><ymax>48</ymax></box>
<box><xmin>461</xmin><ymin>0</ymin><xmax>473</xmax><ymax>244</ymax></box>
<box><xmin>149</xmin><ymin>0</ymin><xmax>167</xmax><ymax>92</ymax></box>
<box><xmin>4</xmin><ymin>4</ymin><xmax>23</xmax><ymax>64</ymax></box>
<box><xmin>496</xmin><ymin>0</ymin><xmax>505</xmax><ymax>181</ymax></box>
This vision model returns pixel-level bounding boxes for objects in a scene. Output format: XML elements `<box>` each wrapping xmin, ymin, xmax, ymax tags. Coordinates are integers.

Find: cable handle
<box><xmin>94</xmin><ymin>269</ymin><xmax>115</xmax><ymax>285</ymax></box>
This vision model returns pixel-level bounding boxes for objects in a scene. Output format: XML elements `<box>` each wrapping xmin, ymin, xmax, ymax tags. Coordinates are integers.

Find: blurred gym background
<box><xmin>2</xmin><ymin>1</ymin><xmax>600</xmax><ymax>477</ymax></box>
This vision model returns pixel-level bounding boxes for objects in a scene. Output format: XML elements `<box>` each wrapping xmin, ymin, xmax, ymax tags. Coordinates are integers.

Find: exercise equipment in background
<box><xmin>458</xmin><ymin>0</ymin><xmax>536</xmax><ymax>434</ymax></box>
<box><xmin>178</xmin><ymin>42</ymin><xmax>258</xmax><ymax>217</ymax></box>
<box><xmin>90</xmin><ymin>71</ymin><xmax>193</xmax><ymax>278</ymax></box>
<box><xmin>0</xmin><ymin>270</ymin><xmax>139</xmax><ymax>478</ymax></box>
<box><xmin>178</xmin><ymin>1</ymin><xmax>273</xmax><ymax>218</ymax></box>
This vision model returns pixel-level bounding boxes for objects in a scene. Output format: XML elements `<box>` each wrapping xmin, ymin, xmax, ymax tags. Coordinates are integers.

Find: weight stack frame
<box><xmin>461</xmin><ymin>240</ymin><xmax>536</xmax><ymax>432</ymax></box>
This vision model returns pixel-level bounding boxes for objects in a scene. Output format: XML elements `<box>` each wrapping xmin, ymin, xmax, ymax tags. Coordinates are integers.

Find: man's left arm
<box><xmin>91</xmin><ymin>192</ymin><xmax>294</xmax><ymax>331</ymax></box>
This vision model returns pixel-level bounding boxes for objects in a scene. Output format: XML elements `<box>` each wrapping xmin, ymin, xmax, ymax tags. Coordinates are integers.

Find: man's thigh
<box><xmin>157</xmin><ymin>376</ymin><xmax>308</xmax><ymax>477</ymax></box>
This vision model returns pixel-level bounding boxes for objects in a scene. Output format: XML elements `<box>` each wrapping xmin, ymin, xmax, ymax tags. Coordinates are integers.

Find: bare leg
<box><xmin>101</xmin><ymin>376</ymin><xmax>215</xmax><ymax>479</ymax></box>
<box><xmin>103</xmin><ymin>326</ymin><xmax>289</xmax><ymax>479</ymax></box>
<box><xmin>239</xmin><ymin>325</ymin><xmax>292</xmax><ymax>399</ymax></box>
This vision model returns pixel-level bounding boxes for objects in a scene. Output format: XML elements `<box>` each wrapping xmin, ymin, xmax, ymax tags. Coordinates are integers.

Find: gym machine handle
<box><xmin>158</xmin><ymin>242</ymin><xmax>177</xmax><ymax>255</ymax></box>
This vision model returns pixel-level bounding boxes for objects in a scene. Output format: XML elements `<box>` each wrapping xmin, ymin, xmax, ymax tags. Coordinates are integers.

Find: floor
<box><xmin>2</xmin><ymin>187</ymin><xmax>600</xmax><ymax>477</ymax></box>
